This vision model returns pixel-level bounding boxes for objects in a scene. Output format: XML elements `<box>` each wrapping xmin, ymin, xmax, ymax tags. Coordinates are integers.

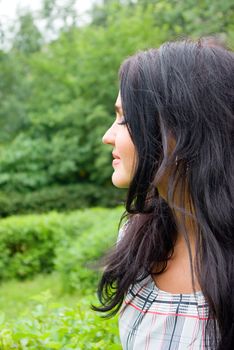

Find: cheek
<box><xmin>126</xmin><ymin>144</ymin><xmax>136</xmax><ymax>162</ymax></box>
<box><xmin>112</xmin><ymin>133</ymin><xmax>137</xmax><ymax>188</ymax></box>
<box><xmin>122</xmin><ymin>139</ymin><xmax>136</xmax><ymax>171</ymax></box>
<box><xmin>118</xmin><ymin>131</ymin><xmax>134</xmax><ymax>155</ymax></box>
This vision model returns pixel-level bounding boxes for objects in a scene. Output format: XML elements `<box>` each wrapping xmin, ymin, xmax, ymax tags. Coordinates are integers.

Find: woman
<box><xmin>92</xmin><ymin>38</ymin><xmax>234</xmax><ymax>349</ymax></box>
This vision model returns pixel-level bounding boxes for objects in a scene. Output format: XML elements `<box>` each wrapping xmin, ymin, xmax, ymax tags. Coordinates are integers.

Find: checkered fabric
<box><xmin>119</xmin><ymin>275</ymin><xmax>210</xmax><ymax>350</ymax></box>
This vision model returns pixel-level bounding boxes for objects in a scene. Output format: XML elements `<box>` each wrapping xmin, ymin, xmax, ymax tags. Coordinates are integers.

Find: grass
<box><xmin>0</xmin><ymin>272</ymin><xmax>88</xmax><ymax>322</ymax></box>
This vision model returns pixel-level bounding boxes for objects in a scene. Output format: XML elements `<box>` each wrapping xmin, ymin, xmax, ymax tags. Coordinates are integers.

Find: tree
<box><xmin>12</xmin><ymin>11</ymin><xmax>42</xmax><ymax>54</ymax></box>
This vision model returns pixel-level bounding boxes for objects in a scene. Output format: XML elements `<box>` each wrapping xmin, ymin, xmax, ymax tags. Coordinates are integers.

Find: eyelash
<box><xmin>117</xmin><ymin>117</ymin><xmax>127</xmax><ymax>125</ymax></box>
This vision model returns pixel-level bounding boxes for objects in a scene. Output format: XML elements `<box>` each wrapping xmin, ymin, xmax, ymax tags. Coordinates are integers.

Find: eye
<box><xmin>117</xmin><ymin>116</ymin><xmax>127</xmax><ymax>125</ymax></box>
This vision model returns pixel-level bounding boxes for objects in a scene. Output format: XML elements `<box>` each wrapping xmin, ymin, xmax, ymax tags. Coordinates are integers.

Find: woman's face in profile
<box><xmin>102</xmin><ymin>91</ymin><xmax>136</xmax><ymax>188</ymax></box>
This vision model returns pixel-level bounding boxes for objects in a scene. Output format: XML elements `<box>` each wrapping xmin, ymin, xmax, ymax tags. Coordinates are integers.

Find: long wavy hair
<box><xmin>92</xmin><ymin>38</ymin><xmax>234</xmax><ymax>349</ymax></box>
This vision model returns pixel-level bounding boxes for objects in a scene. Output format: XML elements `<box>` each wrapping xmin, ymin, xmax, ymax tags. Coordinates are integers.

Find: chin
<box><xmin>112</xmin><ymin>173</ymin><xmax>130</xmax><ymax>189</ymax></box>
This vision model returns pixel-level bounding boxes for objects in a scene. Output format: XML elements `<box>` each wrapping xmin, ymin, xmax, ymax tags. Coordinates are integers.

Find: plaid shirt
<box><xmin>119</xmin><ymin>275</ymin><xmax>209</xmax><ymax>350</ymax></box>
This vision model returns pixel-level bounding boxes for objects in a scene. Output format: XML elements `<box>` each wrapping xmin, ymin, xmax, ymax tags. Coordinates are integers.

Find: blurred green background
<box><xmin>0</xmin><ymin>0</ymin><xmax>233</xmax><ymax>348</ymax></box>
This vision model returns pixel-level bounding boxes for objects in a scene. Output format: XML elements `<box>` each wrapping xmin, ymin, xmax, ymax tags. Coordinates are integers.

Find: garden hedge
<box><xmin>0</xmin><ymin>207</ymin><xmax>123</xmax><ymax>282</ymax></box>
<box><xmin>0</xmin><ymin>184</ymin><xmax>125</xmax><ymax>218</ymax></box>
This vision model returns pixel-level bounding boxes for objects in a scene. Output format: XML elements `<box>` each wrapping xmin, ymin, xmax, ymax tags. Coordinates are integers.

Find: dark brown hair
<box><xmin>93</xmin><ymin>38</ymin><xmax>234</xmax><ymax>349</ymax></box>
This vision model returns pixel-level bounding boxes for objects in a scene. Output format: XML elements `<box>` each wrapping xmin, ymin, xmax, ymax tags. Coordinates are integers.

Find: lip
<box><xmin>112</xmin><ymin>159</ymin><xmax>121</xmax><ymax>167</ymax></box>
<box><xmin>112</xmin><ymin>152</ymin><xmax>120</xmax><ymax>167</ymax></box>
<box><xmin>112</xmin><ymin>152</ymin><xmax>120</xmax><ymax>159</ymax></box>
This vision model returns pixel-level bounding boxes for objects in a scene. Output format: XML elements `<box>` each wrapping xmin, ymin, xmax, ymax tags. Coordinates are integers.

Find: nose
<box><xmin>102</xmin><ymin>123</ymin><xmax>115</xmax><ymax>145</ymax></box>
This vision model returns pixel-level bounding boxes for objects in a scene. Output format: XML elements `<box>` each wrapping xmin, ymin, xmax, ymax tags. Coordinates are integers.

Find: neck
<box><xmin>158</xmin><ymin>175</ymin><xmax>198</xmax><ymax>258</ymax></box>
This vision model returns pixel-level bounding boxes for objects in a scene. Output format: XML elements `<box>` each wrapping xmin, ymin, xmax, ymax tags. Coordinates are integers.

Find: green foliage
<box><xmin>0</xmin><ymin>2</ymin><xmax>169</xmax><ymax>209</ymax></box>
<box><xmin>0</xmin><ymin>272</ymin><xmax>78</xmax><ymax>322</ymax></box>
<box><xmin>0</xmin><ymin>184</ymin><xmax>124</xmax><ymax>217</ymax></box>
<box><xmin>0</xmin><ymin>51</ymin><xmax>31</xmax><ymax>142</ymax></box>
<box><xmin>134</xmin><ymin>0</ymin><xmax>234</xmax><ymax>40</ymax></box>
<box><xmin>0</xmin><ymin>207</ymin><xmax>122</xmax><ymax>281</ymax></box>
<box><xmin>0</xmin><ymin>212</ymin><xmax>64</xmax><ymax>280</ymax></box>
<box><xmin>55</xmin><ymin>207</ymin><xmax>123</xmax><ymax>293</ymax></box>
<box><xmin>12</xmin><ymin>11</ymin><xmax>42</xmax><ymax>54</ymax></box>
<box><xmin>0</xmin><ymin>292</ymin><xmax>121</xmax><ymax>349</ymax></box>
<box><xmin>0</xmin><ymin>206</ymin><xmax>123</xmax><ymax>348</ymax></box>
<box><xmin>0</xmin><ymin>103</ymin><xmax>112</xmax><ymax>190</ymax></box>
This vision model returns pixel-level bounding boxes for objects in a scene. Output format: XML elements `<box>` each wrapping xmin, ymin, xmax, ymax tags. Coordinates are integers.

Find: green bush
<box><xmin>0</xmin><ymin>208</ymin><xmax>123</xmax><ymax>348</ymax></box>
<box><xmin>0</xmin><ymin>184</ymin><xmax>125</xmax><ymax>217</ymax></box>
<box><xmin>0</xmin><ymin>212</ymin><xmax>65</xmax><ymax>280</ymax></box>
<box><xmin>0</xmin><ymin>291</ymin><xmax>121</xmax><ymax>349</ymax></box>
<box><xmin>55</xmin><ymin>207</ymin><xmax>123</xmax><ymax>293</ymax></box>
<box><xmin>0</xmin><ymin>207</ymin><xmax>123</xmax><ymax>282</ymax></box>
